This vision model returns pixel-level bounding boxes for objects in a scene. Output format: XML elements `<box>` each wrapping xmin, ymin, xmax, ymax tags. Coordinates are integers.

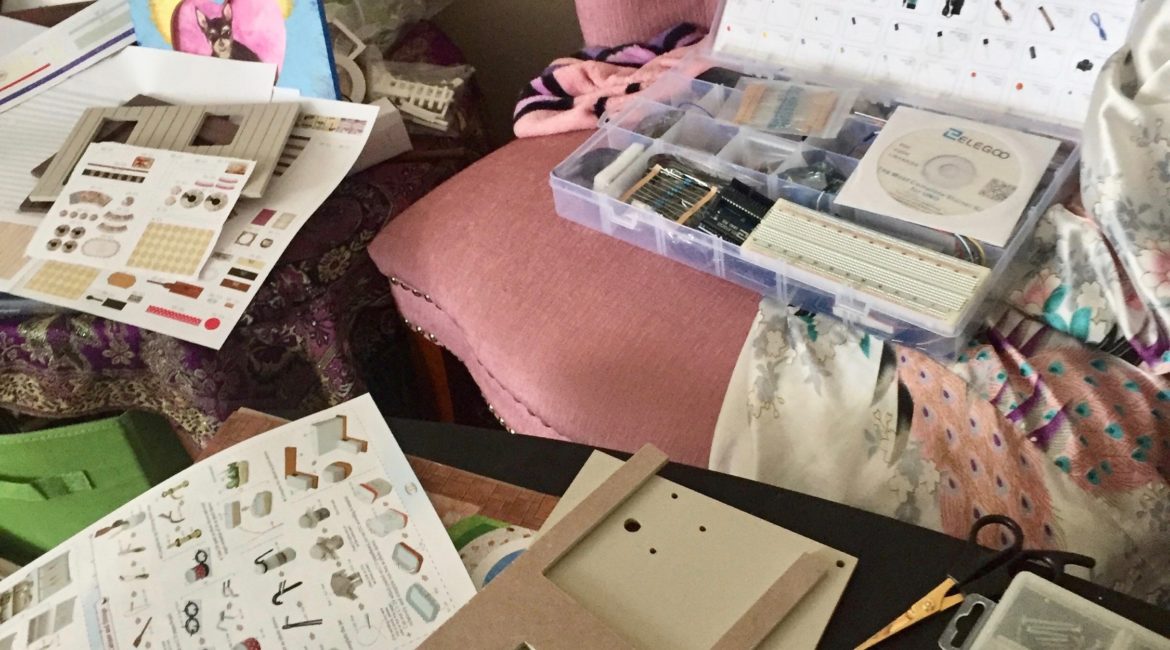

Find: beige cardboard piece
<box><xmin>421</xmin><ymin>446</ymin><xmax>856</xmax><ymax>649</ymax></box>
<box><xmin>30</xmin><ymin>102</ymin><xmax>299</xmax><ymax>202</ymax></box>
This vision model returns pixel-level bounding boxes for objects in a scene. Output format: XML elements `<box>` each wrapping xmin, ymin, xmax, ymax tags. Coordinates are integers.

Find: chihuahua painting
<box><xmin>137</xmin><ymin>0</ymin><xmax>338</xmax><ymax>98</ymax></box>
<box><xmin>194</xmin><ymin>1</ymin><xmax>261</xmax><ymax>61</ymax></box>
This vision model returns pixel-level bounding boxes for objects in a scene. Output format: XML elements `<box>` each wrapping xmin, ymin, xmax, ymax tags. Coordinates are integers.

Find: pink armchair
<box><xmin>367</xmin><ymin>0</ymin><xmax>753</xmax><ymax>467</ymax></box>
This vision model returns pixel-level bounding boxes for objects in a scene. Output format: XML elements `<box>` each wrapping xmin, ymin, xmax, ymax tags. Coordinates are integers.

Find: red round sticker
<box><xmin>205</xmin><ymin>318</ymin><xmax>221</xmax><ymax>330</ymax></box>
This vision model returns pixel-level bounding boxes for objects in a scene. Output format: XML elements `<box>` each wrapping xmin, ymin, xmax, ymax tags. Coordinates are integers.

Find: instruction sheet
<box><xmin>0</xmin><ymin>395</ymin><xmax>476</xmax><ymax>650</ymax></box>
<box><xmin>27</xmin><ymin>143</ymin><xmax>253</xmax><ymax>278</ymax></box>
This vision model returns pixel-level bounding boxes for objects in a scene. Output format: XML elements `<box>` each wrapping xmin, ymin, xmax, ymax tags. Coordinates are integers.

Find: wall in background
<box><xmin>436</xmin><ymin>0</ymin><xmax>583</xmax><ymax>147</ymax></box>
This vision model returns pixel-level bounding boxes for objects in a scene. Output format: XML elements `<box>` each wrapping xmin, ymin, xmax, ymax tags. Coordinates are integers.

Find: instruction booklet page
<box><xmin>0</xmin><ymin>394</ymin><xmax>476</xmax><ymax>650</ymax></box>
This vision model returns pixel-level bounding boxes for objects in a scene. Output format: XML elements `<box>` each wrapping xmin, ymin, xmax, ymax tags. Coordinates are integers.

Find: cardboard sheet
<box><xmin>425</xmin><ymin>448</ymin><xmax>856</xmax><ymax>649</ymax></box>
<box><xmin>0</xmin><ymin>395</ymin><xmax>476</xmax><ymax>650</ymax></box>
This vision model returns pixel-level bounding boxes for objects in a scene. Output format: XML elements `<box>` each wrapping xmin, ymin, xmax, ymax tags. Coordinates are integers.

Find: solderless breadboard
<box><xmin>745</xmin><ymin>198</ymin><xmax>990</xmax><ymax>328</ymax></box>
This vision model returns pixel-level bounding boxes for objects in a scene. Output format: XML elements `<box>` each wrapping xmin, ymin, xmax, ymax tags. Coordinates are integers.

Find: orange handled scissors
<box><xmin>855</xmin><ymin>515</ymin><xmax>1094</xmax><ymax>650</ymax></box>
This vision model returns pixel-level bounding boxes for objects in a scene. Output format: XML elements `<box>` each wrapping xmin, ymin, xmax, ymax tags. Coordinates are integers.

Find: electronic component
<box><xmin>690</xmin><ymin>179</ymin><xmax>772</xmax><ymax>244</ymax></box>
<box><xmin>744</xmin><ymin>198</ymin><xmax>990</xmax><ymax>328</ymax></box>
<box><xmin>622</xmin><ymin>163</ymin><xmax>719</xmax><ymax>224</ymax></box>
<box><xmin>590</xmin><ymin>143</ymin><xmax>646</xmax><ymax>197</ymax></box>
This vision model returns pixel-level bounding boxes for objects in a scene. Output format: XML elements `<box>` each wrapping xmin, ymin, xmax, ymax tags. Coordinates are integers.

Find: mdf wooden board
<box><xmin>541</xmin><ymin>451</ymin><xmax>857</xmax><ymax>649</ymax></box>
<box><xmin>29</xmin><ymin>102</ymin><xmax>300</xmax><ymax>202</ymax></box>
<box><xmin>421</xmin><ymin>446</ymin><xmax>855</xmax><ymax>649</ymax></box>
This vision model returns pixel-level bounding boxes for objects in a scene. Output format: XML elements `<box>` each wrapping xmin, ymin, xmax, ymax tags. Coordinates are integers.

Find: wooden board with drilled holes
<box><xmin>421</xmin><ymin>446</ymin><xmax>856</xmax><ymax>649</ymax></box>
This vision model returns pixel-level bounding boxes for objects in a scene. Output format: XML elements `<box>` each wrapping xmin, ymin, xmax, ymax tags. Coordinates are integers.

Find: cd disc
<box><xmin>876</xmin><ymin>128</ymin><xmax>1022</xmax><ymax>216</ymax></box>
<box><xmin>922</xmin><ymin>155</ymin><xmax>976</xmax><ymax>189</ymax></box>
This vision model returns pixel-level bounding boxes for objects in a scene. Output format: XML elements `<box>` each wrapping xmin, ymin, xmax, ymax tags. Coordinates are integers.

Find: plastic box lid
<box><xmin>707</xmin><ymin>0</ymin><xmax>1140</xmax><ymax>134</ymax></box>
<box><xmin>970</xmin><ymin>573</ymin><xmax>1170</xmax><ymax>650</ymax></box>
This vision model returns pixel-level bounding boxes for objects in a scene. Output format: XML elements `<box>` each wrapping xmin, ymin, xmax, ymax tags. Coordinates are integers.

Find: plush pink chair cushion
<box><xmin>575</xmin><ymin>0</ymin><xmax>720</xmax><ymax>47</ymax></box>
<box><xmin>368</xmin><ymin>133</ymin><xmax>759</xmax><ymax>466</ymax></box>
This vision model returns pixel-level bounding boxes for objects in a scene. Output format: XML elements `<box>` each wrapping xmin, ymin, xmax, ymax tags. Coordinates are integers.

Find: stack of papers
<box><xmin>0</xmin><ymin>6</ymin><xmax>381</xmax><ymax>348</ymax></box>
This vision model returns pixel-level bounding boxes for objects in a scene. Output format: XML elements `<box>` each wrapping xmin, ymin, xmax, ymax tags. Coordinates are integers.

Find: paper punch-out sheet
<box><xmin>4</xmin><ymin>97</ymin><xmax>377</xmax><ymax>349</ymax></box>
<box><xmin>27</xmin><ymin>143</ymin><xmax>254</xmax><ymax>278</ymax></box>
<box><xmin>0</xmin><ymin>395</ymin><xmax>476</xmax><ymax>650</ymax></box>
<box><xmin>0</xmin><ymin>43</ymin><xmax>328</xmax><ymax>348</ymax></box>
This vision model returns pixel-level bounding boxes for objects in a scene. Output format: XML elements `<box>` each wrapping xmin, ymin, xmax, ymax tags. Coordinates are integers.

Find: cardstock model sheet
<box><xmin>0</xmin><ymin>395</ymin><xmax>477</xmax><ymax>650</ymax></box>
<box><xmin>26</xmin><ymin>143</ymin><xmax>254</xmax><ymax>278</ymax></box>
<box><xmin>7</xmin><ymin>98</ymin><xmax>377</xmax><ymax>348</ymax></box>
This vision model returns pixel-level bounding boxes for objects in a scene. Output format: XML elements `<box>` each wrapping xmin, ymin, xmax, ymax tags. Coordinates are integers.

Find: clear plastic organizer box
<box><xmin>970</xmin><ymin>573</ymin><xmax>1170</xmax><ymax>649</ymax></box>
<box><xmin>550</xmin><ymin>66</ymin><xmax>1080</xmax><ymax>357</ymax></box>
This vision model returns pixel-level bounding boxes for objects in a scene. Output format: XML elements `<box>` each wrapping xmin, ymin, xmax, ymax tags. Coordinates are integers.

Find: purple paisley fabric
<box><xmin>0</xmin><ymin>22</ymin><xmax>488</xmax><ymax>454</ymax></box>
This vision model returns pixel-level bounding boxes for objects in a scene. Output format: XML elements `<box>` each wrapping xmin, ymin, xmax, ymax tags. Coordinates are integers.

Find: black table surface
<box><xmin>387</xmin><ymin>417</ymin><xmax>1170</xmax><ymax>649</ymax></box>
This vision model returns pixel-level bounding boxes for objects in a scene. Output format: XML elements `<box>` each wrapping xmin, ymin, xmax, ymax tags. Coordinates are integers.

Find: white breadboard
<box><xmin>745</xmin><ymin>196</ymin><xmax>990</xmax><ymax>328</ymax></box>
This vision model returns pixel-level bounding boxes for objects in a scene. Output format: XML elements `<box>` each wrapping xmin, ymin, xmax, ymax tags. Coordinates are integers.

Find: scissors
<box><xmin>855</xmin><ymin>515</ymin><xmax>1095</xmax><ymax>650</ymax></box>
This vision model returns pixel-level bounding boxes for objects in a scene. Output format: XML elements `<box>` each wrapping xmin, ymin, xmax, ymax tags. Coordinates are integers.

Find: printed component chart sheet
<box><xmin>0</xmin><ymin>395</ymin><xmax>476</xmax><ymax>650</ymax></box>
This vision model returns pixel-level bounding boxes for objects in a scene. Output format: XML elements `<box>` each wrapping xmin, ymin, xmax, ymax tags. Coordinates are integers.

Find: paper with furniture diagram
<box><xmin>0</xmin><ymin>394</ymin><xmax>476</xmax><ymax>650</ymax></box>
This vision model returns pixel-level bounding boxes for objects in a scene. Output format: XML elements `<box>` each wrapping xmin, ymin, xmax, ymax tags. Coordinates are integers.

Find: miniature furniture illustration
<box><xmin>312</xmin><ymin>415</ymin><xmax>368</xmax><ymax>454</ymax></box>
<box><xmin>283</xmin><ymin>447</ymin><xmax>319</xmax><ymax>490</ymax></box>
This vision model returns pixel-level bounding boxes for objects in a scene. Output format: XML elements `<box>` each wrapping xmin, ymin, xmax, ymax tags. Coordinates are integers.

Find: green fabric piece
<box><xmin>0</xmin><ymin>412</ymin><xmax>191</xmax><ymax>564</ymax></box>
<box><xmin>0</xmin><ymin>471</ymin><xmax>94</xmax><ymax>501</ymax></box>
<box><xmin>447</xmin><ymin>514</ymin><xmax>507</xmax><ymax>550</ymax></box>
